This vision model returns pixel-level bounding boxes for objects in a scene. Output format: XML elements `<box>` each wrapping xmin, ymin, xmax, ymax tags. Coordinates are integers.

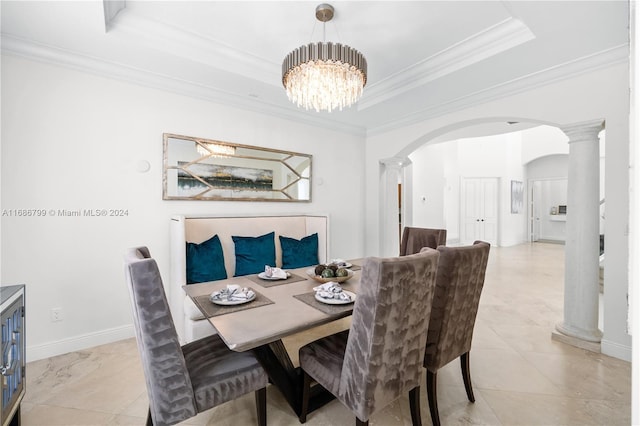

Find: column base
<box><xmin>553</xmin><ymin>321</ymin><xmax>602</xmax><ymax>352</ymax></box>
<box><xmin>555</xmin><ymin>321</ymin><xmax>602</xmax><ymax>342</ymax></box>
<box><xmin>551</xmin><ymin>331</ymin><xmax>601</xmax><ymax>353</ymax></box>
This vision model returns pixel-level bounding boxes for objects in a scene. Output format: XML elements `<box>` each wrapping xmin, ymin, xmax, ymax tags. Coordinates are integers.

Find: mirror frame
<box><xmin>162</xmin><ymin>133</ymin><xmax>312</xmax><ymax>202</ymax></box>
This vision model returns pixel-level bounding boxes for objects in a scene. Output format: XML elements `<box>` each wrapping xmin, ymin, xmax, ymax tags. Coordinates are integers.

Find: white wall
<box><xmin>527</xmin><ymin>153</ymin><xmax>606</xmax><ymax>237</ymax></box>
<box><xmin>528</xmin><ymin>154</ymin><xmax>569</xmax><ymax>180</ymax></box>
<box><xmin>521</xmin><ymin>125</ymin><xmax>569</xmax><ymax>163</ymax></box>
<box><xmin>528</xmin><ymin>155</ymin><xmax>569</xmax><ymax>241</ymax></box>
<box><xmin>365</xmin><ymin>62</ymin><xmax>631</xmax><ymax>360</ymax></box>
<box><xmin>409</xmin><ymin>142</ymin><xmax>446</xmax><ymax>229</ymax></box>
<box><xmin>442</xmin><ymin>143</ymin><xmax>460</xmax><ymax>242</ymax></box>
<box><xmin>410</xmin><ymin>132</ymin><xmax>528</xmax><ymax>247</ymax></box>
<box><xmin>0</xmin><ymin>55</ymin><xmax>366</xmax><ymax>361</ymax></box>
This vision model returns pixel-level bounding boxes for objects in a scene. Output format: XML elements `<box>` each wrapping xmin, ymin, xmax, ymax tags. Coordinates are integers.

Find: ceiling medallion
<box><xmin>282</xmin><ymin>3</ymin><xmax>367</xmax><ymax>112</ymax></box>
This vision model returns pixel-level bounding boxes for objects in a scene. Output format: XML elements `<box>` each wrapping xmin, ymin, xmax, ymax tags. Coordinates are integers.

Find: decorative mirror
<box><xmin>163</xmin><ymin>133</ymin><xmax>312</xmax><ymax>201</ymax></box>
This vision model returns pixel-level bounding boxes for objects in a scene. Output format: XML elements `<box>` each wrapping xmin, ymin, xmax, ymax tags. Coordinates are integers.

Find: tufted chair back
<box><xmin>421</xmin><ymin>240</ymin><xmax>490</xmax><ymax>426</ymax></box>
<box><xmin>400</xmin><ymin>227</ymin><xmax>447</xmax><ymax>255</ymax></box>
<box><xmin>125</xmin><ymin>247</ymin><xmax>267</xmax><ymax>426</ymax></box>
<box><xmin>299</xmin><ymin>249</ymin><xmax>440</xmax><ymax>425</ymax></box>
<box><xmin>124</xmin><ymin>247</ymin><xmax>197</xmax><ymax>425</ymax></box>
<box><xmin>339</xmin><ymin>249</ymin><xmax>440</xmax><ymax>421</ymax></box>
<box><xmin>424</xmin><ymin>241</ymin><xmax>490</xmax><ymax>369</ymax></box>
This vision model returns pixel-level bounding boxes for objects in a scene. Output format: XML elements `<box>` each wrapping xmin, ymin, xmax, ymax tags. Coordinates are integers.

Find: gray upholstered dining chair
<box><xmin>422</xmin><ymin>241</ymin><xmax>490</xmax><ymax>426</ymax></box>
<box><xmin>124</xmin><ymin>247</ymin><xmax>268</xmax><ymax>426</ymax></box>
<box><xmin>400</xmin><ymin>227</ymin><xmax>447</xmax><ymax>255</ymax></box>
<box><xmin>298</xmin><ymin>249</ymin><xmax>440</xmax><ymax>426</ymax></box>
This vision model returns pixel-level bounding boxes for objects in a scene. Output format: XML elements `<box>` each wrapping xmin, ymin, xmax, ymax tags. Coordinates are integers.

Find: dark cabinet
<box><xmin>1</xmin><ymin>285</ymin><xmax>25</xmax><ymax>426</ymax></box>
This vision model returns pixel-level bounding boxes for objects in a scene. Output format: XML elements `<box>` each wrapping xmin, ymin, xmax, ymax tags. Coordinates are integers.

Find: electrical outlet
<box><xmin>50</xmin><ymin>307</ymin><xmax>63</xmax><ymax>322</ymax></box>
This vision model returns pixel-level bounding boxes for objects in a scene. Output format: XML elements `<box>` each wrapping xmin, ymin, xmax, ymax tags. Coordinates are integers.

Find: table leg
<box><xmin>252</xmin><ymin>340</ymin><xmax>335</xmax><ymax>419</ymax></box>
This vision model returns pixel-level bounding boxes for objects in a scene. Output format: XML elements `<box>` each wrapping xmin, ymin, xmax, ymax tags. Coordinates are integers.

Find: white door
<box><xmin>530</xmin><ymin>180</ymin><xmax>541</xmax><ymax>242</ymax></box>
<box><xmin>461</xmin><ymin>178</ymin><xmax>498</xmax><ymax>245</ymax></box>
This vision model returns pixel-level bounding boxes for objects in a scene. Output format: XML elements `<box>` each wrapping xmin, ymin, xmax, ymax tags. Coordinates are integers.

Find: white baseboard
<box><xmin>26</xmin><ymin>324</ymin><xmax>135</xmax><ymax>362</ymax></box>
<box><xmin>601</xmin><ymin>339</ymin><xmax>632</xmax><ymax>362</ymax></box>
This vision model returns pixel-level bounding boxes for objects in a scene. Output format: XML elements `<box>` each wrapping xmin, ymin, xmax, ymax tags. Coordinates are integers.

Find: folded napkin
<box><xmin>331</xmin><ymin>258</ymin><xmax>349</xmax><ymax>267</ymax></box>
<box><xmin>313</xmin><ymin>282</ymin><xmax>351</xmax><ymax>301</ymax></box>
<box><xmin>210</xmin><ymin>284</ymin><xmax>255</xmax><ymax>302</ymax></box>
<box><xmin>264</xmin><ymin>265</ymin><xmax>288</xmax><ymax>279</ymax></box>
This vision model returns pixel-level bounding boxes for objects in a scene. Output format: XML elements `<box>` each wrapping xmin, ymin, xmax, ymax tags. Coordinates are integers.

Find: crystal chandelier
<box><xmin>195</xmin><ymin>140</ymin><xmax>236</xmax><ymax>157</ymax></box>
<box><xmin>282</xmin><ymin>3</ymin><xmax>367</xmax><ymax>112</ymax></box>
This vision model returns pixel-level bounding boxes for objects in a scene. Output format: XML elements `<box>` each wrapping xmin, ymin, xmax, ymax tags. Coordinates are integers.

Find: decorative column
<box><xmin>554</xmin><ymin>119</ymin><xmax>604</xmax><ymax>348</ymax></box>
<box><xmin>379</xmin><ymin>157</ymin><xmax>411</xmax><ymax>258</ymax></box>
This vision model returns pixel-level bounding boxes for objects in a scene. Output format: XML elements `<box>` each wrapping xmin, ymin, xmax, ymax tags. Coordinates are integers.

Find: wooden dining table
<box><xmin>182</xmin><ymin>261</ymin><xmax>363</xmax><ymax>418</ymax></box>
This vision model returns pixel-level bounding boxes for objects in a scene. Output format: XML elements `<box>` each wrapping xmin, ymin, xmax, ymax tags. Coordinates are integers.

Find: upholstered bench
<box><xmin>170</xmin><ymin>214</ymin><xmax>329</xmax><ymax>343</ymax></box>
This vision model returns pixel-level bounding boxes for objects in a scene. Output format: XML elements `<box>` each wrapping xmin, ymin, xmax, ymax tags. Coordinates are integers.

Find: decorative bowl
<box><xmin>306</xmin><ymin>268</ymin><xmax>354</xmax><ymax>283</ymax></box>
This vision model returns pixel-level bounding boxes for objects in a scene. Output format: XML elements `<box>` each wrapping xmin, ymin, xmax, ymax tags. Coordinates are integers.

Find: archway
<box><xmin>379</xmin><ymin>116</ymin><xmax>605</xmax><ymax>350</ymax></box>
<box><xmin>379</xmin><ymin>116</ymin><xmax>557</xmax><ymax>256</ymax></box>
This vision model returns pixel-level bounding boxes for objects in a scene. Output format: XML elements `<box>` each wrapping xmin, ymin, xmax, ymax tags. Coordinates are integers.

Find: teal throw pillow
<box><xmin>232</xmin><ymin>231</ymin><xmax>276</xmax><ymax>276</ymax></box>
<box><xmin>280</xmin><ymin>233</ymin><xmax>319</xmax><ymax>269</ymax></box>
<box><xmin>186</xmin><ymin>234</ymin><xmax>227</xmax><ymax>284</ymax></box>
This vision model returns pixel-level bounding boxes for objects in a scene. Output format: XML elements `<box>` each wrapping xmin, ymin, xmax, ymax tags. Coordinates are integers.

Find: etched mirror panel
<box><xmin>163</xmin><ymin>134</ymin><xmax>312</xmax><ymax>201</ymax></box>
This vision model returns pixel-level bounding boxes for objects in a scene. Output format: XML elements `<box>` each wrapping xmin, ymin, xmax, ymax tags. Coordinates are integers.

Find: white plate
<box><xmin>258</xmin><ymin>271</ymin><xmax>291</xmax><ymax>281</ymax></box>
<box><xmin>210</xmin><ymin>292</ymin><xmax>256</xmax><ymax>305</ymax></box>
<box><xmin>329</xmin><ymin>261</ymin><xmax>353</xmax><ymax>268</ymax></box>
<box><xmin>314</xmin><ymin>290</ymin><xmax>356</xmax><ymax>305</ymax></box>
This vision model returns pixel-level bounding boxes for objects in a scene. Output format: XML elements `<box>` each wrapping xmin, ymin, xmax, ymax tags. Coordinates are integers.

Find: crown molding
<box><xmin>358</xmin><ymin>17</ymin><xmax>536</xmax><ymax>111</ymax></box>
<box><xmin>0</xmin><ymin>35</ymin><xmax>366</xmax><ymax>137</ymax></box>
<box><xmin>107</xmin><ymin>9</ymin><xmax>281</xmax><ymax>87</ymax></box>
<box><xmin>366</xmin><ymin>44</ymin><xmax>629</xmax><ymax>136</ymax></box>
<box><xmin>1</xmin><ymin>34</ymin><xmax>627</xmax><ymax>139</ymax></box>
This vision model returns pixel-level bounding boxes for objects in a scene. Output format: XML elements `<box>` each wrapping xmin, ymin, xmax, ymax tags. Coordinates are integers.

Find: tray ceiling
<box><xmin>0</xmin><ymin>1</ymin><xmax>629</xmax><ymax>136</ymax></box>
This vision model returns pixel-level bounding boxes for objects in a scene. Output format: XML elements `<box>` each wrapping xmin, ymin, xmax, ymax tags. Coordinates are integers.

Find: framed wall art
<box><xmin>511</xmin><ymin>180</ymin><xmax>524</xmax><ymax>214</ymax></box>
<box><xmin>163</xmin><ymin>133</ymin><xmax>312</xmax><ymax>202</ymax></box>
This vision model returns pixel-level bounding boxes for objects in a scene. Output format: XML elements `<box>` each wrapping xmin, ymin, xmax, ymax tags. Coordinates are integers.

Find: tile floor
<box><xmin>20</xmin><ymin>243</ymin><xmax>631</xmax><ymax>425</ymax></box>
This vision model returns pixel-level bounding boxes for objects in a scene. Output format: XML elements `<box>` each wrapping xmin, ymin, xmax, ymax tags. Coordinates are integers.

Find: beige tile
<box><xmin>470</xmin><ymin>323</ymin><xmax>512</xmax><ymax>351</ymax></box>
<box><xmin>298</xmin><ymin>398</ymin><xmax>356</xmax><ymax>425</ymax></box>
<box><xmin>481</xmin><ymin>389</ymin><xmax>615</xmax><ymax>426</ymax></box>
<box><xmin>476</xmin><ymin>304</ymin><xmax>541</xmax><ymax>328</ymax></box>
<box><xmin>106</xmin><ymin>413</ymin><xmax>148</xmax><ymax>425</ymax></box>
<box><xmin>91</xmin><ymin>337</ymin><xmax>139</xmax><ymax>355</ymax></box>
<box><xmin>470</xmin><ymin>348</ymin><xmax>564</xmax><ymax>395</ymax></box>
<box><xmin>22</xmin><ymin>404</ymin><xmax>114</xmax><ymax>425</ymax></box>
<box><xmin>19</xmin><ymin>242</ymin><xmax>631</xmax><ymax>426</ymax></box>
<box><xmin>18</xmin><ymin>401</ymin><xmax>35</xmax><ymax>415</ymax></box>
<box><xmin>117</xmin><ymin>391</ymin><xmax>149</xmax><ymax>418</ymax></box>
<box><xmin>25</xmin><ymin>350</ymin><xmax>102</xmax><ymax>404</ymax></box>
<box><xmin>520</xmin><ymin>350</ymin><xmax>632</xmax><ymax>401</ymax></box>
<box><xmin>39</xmin><ymin>354</ymin><xmax>147</xmax><ymax>413</ymax></box>
<box><xmin>422</xmin><ymin>385</ymin><xmax>502</xmax><ymax>425</ymax></box>
<box><xmin>579</xmin><ymin>397</ymin><xmax>632</xmax><ymax>425</ymax></box>
<box><xmin>489</xmin><ymin>324</ymin><xmax>587</xmax><ymax>356</ymax></box>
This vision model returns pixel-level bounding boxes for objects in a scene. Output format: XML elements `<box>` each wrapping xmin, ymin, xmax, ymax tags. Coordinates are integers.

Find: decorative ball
<box><xmin>321</xmin><ymin>268</ymin><xmax>335</xmax><ymax>278</ymax></box>
<box><xmin>314</xmin><ymin>264</ymin><xmax>327</xmax><ymax>276</ymax></box>
<box><xmin>335</xmin><ymin>268</ymin><xmax>349</xmax><ymax>277</ymax></box>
